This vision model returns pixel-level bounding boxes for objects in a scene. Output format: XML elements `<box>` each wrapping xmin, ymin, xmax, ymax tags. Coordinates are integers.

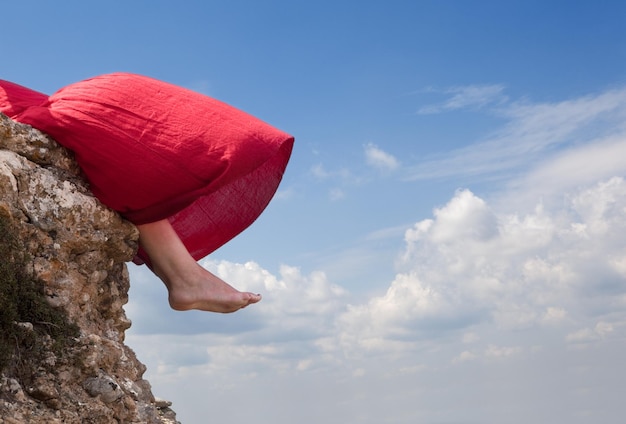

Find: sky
<box><xmin>4</xmin><ymin>1</ymin><xmax>626</xmax><ymax>423</ymax></box>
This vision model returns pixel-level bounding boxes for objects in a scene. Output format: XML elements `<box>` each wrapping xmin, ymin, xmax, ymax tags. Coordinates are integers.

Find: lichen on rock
<box><xmin>0</xmin><ymin>113</ymin><xmax>178</xmax><ymax>423</ymax></box>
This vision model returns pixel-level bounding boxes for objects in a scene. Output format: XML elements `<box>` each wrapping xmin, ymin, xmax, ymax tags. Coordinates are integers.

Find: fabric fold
<box><xmin>1</xmin><ymin>73</ymin><xmax>294</xmax><ymax>263</ymax></box>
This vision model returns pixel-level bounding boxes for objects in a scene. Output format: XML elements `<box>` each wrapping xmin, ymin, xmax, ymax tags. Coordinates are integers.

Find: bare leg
<box><xmin>136</xmin><ymin>219</ymin><xmax>261</xmax><ymax>313</ymax></box>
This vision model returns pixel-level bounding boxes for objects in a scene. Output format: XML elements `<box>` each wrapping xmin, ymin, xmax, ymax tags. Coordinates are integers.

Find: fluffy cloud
<box><xmin>128</xmin><ymin>175</ymin><xmax>626</xmax><ymax>423</ymax></box>
<box><xmin>338</xmin><ymin>177</ymin><xmax>626</xmax><ymax>348</ymax></box>
<box><xmin>127</xmin><ymin>260</ymin><xmax>350</xmax><ymax>375</ymax></box>
<box><xmin>129</xmin><ymin>175</ymin><xmax>626</xmax><ymax>375</ymax></box>
<box><xmin>201</xmin><ymin>260</ymin><xmax>348</xmax><ymax>326</ymax></box>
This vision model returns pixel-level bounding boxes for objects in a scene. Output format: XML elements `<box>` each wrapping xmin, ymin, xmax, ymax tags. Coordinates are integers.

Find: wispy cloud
<box><xmin>406</xmin><ymin>86</ymin><xmax>626</xmax><ymax>181</ymax></box>
<box><xmin>309</xmin><ymin>163</ymin><xmax>358</xmax><ymax>200</ymax></box>
<box><xmin>310</xmin><ymin>163</ymin><xmax>357</xmax><ymax>182</ymax></box>
<box><xmin>364</xmin><ymin>142</ymin><xmax>400</xmax><ymax>171</ymax></box>
<box><xmin>417</xmin><ymin>84</ymin><xmax>508</xmax><ymax>115</ymax></box>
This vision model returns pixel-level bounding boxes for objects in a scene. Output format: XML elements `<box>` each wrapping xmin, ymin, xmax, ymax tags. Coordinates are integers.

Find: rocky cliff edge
<box><xmin>0</xmin><ymin>113</ymin><xmax>178</xmax><ymax>423</ymax></box>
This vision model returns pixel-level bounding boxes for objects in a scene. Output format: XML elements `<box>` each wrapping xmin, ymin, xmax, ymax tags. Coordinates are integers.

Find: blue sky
<box><xmin>5</xmin><ymin>1</ymin><xmax>626</xmax><ymax>423</ymax></box>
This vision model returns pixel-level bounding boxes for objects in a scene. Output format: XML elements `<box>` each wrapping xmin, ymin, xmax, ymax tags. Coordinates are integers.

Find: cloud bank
<box><xmin>128</xmin><ymin>172</ymin><xmax>626</xmax><ymax>423</ymax></box>
<box><xmin>126</xmin><ymin>84</ymin><xmax>626</xmax><ymax>424</ymax></box>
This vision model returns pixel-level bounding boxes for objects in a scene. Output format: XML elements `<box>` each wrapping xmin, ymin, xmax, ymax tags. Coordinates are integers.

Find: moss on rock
<box><xmin>0</xmin><ymin>216</ymin><xmax>78</xmax><ymax>372</ymax></box>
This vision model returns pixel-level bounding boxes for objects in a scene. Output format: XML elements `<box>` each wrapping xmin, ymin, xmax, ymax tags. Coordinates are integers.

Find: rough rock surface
<box><xmin>0</xmin><ymin>113</ymin><xmax>179</xmax><ymax>423</ymax></box>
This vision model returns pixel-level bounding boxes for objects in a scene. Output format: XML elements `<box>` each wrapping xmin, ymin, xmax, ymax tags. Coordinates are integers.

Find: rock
<box><xmin>0</xmin><ymin>113</ymin><xmax>179</xmax><ymax>423</ymax></box>
<box><xmin>155</xmin><ymin>398</ymin><xmax>173</xmax><ymax>409</ymax></box>
<box><xmin>83</xmin><ymin>374</ymin><xmax>124</xmax><ymax>404</ymax></box>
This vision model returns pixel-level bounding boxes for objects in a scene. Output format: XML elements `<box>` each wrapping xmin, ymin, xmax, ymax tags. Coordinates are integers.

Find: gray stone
<box><xmin>0</xmin><ymin>113</ymin><xmax>179</xmax><ymax>423</ymax></box>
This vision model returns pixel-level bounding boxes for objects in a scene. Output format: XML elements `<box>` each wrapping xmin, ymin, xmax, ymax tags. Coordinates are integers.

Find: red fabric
<box><xmin>1</xmin><ymin>73</ymin><xmax>294</xmax><ymax>263</ymax></box>
<box><xmin>0</xmin><ymin>79</ymin><xmax>47</xmax><ymax>117</ymax></box>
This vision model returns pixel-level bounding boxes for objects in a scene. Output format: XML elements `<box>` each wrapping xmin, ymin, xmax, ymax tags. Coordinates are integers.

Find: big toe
<box><xmin>245</xmin><ymin>292</ymin><xmax>262</xmax><ymax>305</ymax></box>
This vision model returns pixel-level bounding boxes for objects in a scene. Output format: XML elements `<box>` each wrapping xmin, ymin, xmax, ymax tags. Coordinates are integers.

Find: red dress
<box><xmin>0</xmin><ymin>73</ymin><xmax>294</xmax><ymax>263</ymax></box>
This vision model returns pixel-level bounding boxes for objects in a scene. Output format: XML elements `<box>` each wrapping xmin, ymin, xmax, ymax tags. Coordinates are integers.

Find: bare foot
<box><xmin>160</xmin><ymin>262</ymin><xmax>261</xmax><ymax>313</ymax></box>
<box><xmin>136</xmin><ymin>219</ymin><xmax>262</xmax><ymax>313</ymax></box>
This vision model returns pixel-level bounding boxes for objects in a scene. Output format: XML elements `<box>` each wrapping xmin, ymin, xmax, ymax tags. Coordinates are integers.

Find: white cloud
<box><xmin>126</xmin><ymin>176</ymin><xmax>626</xmax><ymax>424</ymax></box>
<box><xmin>337</xmin><ymin>271</ymin><xmax>455</xmax><ymax>350</ymax></box>
<box><xmin>129</xmin><ymin>172</ymin><xmax>626</xmax><ymax>373</ymax></box>
<box><xmin>310</xmin><ymin>163</ymin><xmax>356</xmax><ymax>182</ymax></box>
<box><xmin>125</xmin><ymin>85</ymin><xmax>626</xmax><ymax>424</ymax></box>
<box><xmin>407</xmin><ymin>86</ymin><xmax>626</xmax><ymax>181</ymax></box>
<box><xmin>503</xmin><ymin>136</ymin><xmax>626</xmax><ymax>211</ymax></box>
<box><xmin>541</xmin><ymin>306</ymin><xmax>568</xmax><ymax>325</ymax></box>
<box><xmin>310</xmin><ymin>163</ymin><xmax>332</xmax><ymax>179</ymax></box>
<box><xmin>427</xmin><ymin>188</ymin><xmax>498</xmax><ymax>243</ymax></box>
<box><xmin>364</xmin><ymin>142</ymin><xmax>400</xmax><ymax>171</ymax></box>
<box><xmin>273</xmin><ymin>186</ymin><xmax>296</xmax><ymax>200</ymax></box>
<box><xmin>452</xmin><ymin>350</ymin><xmax>477</xmax><ymax>364</ymax></box>
<box><xmin>338</xmin><ymin>176</ymin><xmax>626</xmax><ymax>344</ymax></box>
<box><xmin>199</xmin><ymin>260</ymin><xmax>348</xmax><ymax>337</ymax></box>
<box><xmin>417</xmin><ymin>84</ymin><xmax>507</xmax><ymax>114</ymax></box>
<box><xmin>566</xmin><ymin>321</ymin><xmax>615</xmax><ymax>345</ymax></box>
